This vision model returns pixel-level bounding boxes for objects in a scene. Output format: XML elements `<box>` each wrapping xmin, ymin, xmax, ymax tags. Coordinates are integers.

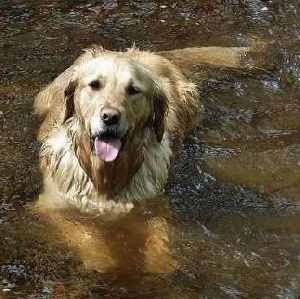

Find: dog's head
<box><xmin>62</xmin><ymin>55</ymin><xmax>168</xmax><ymax>162</ymax></box>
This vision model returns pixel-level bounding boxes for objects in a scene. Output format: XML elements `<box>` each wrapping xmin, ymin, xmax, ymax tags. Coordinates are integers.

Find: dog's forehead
<box><xmin>77</xmin><ymin>56</ymin><xmax>148</xmax><ymax>84</ymax></box>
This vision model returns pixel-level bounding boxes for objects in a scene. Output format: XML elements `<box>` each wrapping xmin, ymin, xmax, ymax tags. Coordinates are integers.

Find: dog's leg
<box><xmin>34</xmin><ymin>194</ymin><xmax>116</xmax><ymax>272</ymax></box>
<box><xmin>143</xmin><ymin>216</ymin><xmax>178</xmax><ymax>273</ymax></box>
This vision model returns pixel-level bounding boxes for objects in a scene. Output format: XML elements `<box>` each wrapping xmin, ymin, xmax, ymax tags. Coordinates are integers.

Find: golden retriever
<box><xmin>35</xmin><ymin>46</ymin><xmax>201</xmax><ymax>213</ymax></box>
<box><xmin>33</xmin><ymin>45</ymin><xmax>263</xmax><ymax>274</ymax></box>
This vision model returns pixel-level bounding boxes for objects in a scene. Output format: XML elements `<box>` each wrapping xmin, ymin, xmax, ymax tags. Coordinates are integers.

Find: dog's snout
<box><xmin>101</xmin><ymin>108</ymin><xmax>121</xmax><ymax>126</ymax></box>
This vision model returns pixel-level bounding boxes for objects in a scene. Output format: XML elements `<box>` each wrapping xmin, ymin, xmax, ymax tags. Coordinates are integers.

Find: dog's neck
<box><xmin>75</xmin><ymin>128</ymin><xmax>154</xmax><ymax>199</ymax></box>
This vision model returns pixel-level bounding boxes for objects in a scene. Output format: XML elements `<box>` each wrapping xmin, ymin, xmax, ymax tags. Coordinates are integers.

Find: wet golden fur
<box><xmin>35</xmin><ymin>46</ymin><xmax>201</xmax><ymax>213</ymax></box>
<box><xmin>33</xmin><ymin>45</ymin><xmax>263</xmax><ymax>274</ymax></box>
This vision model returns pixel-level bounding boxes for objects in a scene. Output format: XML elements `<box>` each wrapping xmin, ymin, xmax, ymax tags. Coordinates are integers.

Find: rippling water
<box><xmin>1</xmin><ymin>1</ymin><xmax>300</xmax><ymax>298</ymax></box>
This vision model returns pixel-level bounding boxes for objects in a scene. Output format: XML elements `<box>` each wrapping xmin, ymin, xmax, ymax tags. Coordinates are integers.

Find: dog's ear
<box><xmin>34</xmin><ymin>46</ymin><xmax>100</xmax><ymax>122</ymax></box>
<box><xmin>63</xmin><ymin>79</ymin><xmax>77</xmax><ymax>123</ymax></box>
<box><xmin>153</xmin><ymin>88</ymin><xmax>168</xmax><ymax>143</ymax></box>
<box><xmin>34</xmin><ymin>66</ymin><xmax>78</xmax><ymax>125</ymax></box>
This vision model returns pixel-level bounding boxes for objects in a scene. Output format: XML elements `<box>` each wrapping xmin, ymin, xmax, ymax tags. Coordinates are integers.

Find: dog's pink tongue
<box><xmin>94</xmin><ymin>137</ymin><xmax>122</xmax><ymax>162</ymax></box>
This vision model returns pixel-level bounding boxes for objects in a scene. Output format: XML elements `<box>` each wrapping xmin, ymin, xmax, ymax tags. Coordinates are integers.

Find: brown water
<box><xmin>1</xmin><ymin>1</ymin><xmax>300</xmax><ymax>298</ymax></box>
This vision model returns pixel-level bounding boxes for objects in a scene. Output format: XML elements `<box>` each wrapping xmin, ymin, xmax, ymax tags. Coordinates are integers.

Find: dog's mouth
<box><xmin>91</xmin><ymin>130</ymin><xmax>128</xmax><ymax>162</ymax></box>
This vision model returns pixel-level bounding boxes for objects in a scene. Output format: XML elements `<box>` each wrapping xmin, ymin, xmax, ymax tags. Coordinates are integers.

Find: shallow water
<box><xmin>1</xmin><ymin>1</ymin><xmax>300</xmax><ymax>298</ymax></box>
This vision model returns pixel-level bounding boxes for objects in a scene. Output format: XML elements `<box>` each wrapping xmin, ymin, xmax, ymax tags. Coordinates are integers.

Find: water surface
<box><xmin>1</xmin><ymin>1</ymin><xmax>300</xmax><ymax>298</ymax></box>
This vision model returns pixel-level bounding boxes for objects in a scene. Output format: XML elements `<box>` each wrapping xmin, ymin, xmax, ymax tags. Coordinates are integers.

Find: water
<box><xmin>1</xmin><ymin>1</ymin><xmax>300</xmax><ymax>298</ymax></box>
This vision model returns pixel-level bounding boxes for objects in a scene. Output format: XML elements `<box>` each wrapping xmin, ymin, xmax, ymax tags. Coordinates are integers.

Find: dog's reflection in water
<box><xmin>35</xmin><ymin>194</ymin><xmax>177</xmax><ymax>274</ymax></box>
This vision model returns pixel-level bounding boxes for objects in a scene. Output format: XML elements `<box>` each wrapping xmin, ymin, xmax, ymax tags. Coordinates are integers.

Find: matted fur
<box><xmin>35</xmin><ymin>46</ymin><xmax>201</xmax><ymax>212</ymax></box>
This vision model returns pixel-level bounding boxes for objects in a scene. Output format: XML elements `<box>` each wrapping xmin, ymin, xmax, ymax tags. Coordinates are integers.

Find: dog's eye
<box><xmin>127</xmin><ymin>84</ymin><xmax>141</xmax><ymax>96</ymax></box>
<box><xmin>89</xmin><ymin>80</ymin><xmax>102</xmax><ymax>90</ymax></box>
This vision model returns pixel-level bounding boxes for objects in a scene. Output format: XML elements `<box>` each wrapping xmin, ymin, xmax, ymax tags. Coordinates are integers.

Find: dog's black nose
<box><xmin>101</xmin><ymin>108</ymin><xmax>121</xmax><ymax>126</ymax></box>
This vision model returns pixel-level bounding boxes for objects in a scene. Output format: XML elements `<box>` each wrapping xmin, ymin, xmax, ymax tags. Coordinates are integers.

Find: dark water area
<box><xmin>1</xmin><ymin>1</ymin><xmax>300</xmax><ymax>298</ymax></box>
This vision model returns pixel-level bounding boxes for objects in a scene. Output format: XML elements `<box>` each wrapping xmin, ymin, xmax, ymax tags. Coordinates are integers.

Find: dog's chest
<box><xmin>43</xmin><ymin>128</ymin><xmax>171</xmax><ymax>206</ymax></box>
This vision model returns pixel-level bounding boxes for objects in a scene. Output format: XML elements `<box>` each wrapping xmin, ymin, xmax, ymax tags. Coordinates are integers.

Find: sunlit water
<box><xmin>1</xmin><ymin>1</ymin><xmax>300</xmax><ymax>298</ymax></box>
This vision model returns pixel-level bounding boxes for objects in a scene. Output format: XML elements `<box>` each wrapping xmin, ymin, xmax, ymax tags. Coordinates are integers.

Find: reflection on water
<box><xmin>200</xmin><ymin>61</ymin><xmax>300</xmax><ymax>202</ymax></box>
<box><xmin>1</xmin><ymin>0</ymin><xmax>300</xmax><ymax>298</ymax></box>
<box><xmin>34</xmin><ymin>195</ymin><xmax>176</xmax><ymax>274</ymax></box>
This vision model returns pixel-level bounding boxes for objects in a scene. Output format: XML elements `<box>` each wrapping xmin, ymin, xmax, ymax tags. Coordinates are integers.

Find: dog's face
<box><xmin>64</xmin><ymin>56</ymin><xmax>167</xmax><ymax>162</ymax></box>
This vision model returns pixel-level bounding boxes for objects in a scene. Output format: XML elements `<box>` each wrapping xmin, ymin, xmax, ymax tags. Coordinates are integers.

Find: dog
<box><xmin>35</xmin><ymin>46</ymin><xmax>201</xmax><ymax>213</ymax></box>
<box><xmin>33</xmin><ymin>45</ymin><xmax>263</xmax><ymax>273</ymax></box>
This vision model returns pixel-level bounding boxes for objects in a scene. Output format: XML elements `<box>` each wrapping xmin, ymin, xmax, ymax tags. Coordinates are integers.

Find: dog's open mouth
<box><xmin>94</xmin><ymin>137</ymin><xmax>121</xmax><ymax>162</ymax></box>
<box><xmin>91</xmin><ymin>130</ymin><xmax>127</xmax><ymax>162</ymax></box>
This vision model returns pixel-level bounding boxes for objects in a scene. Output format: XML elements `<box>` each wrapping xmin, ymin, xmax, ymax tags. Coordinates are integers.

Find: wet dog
<box><xmin>34</xmin><ymin>45</ymin><xmax>258</xmax><ymax>273</ymax></box>
<box><xmin>35</xmin><ymin>46</ymin><xmax>201</xmax><ymax>213</ymax></box>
